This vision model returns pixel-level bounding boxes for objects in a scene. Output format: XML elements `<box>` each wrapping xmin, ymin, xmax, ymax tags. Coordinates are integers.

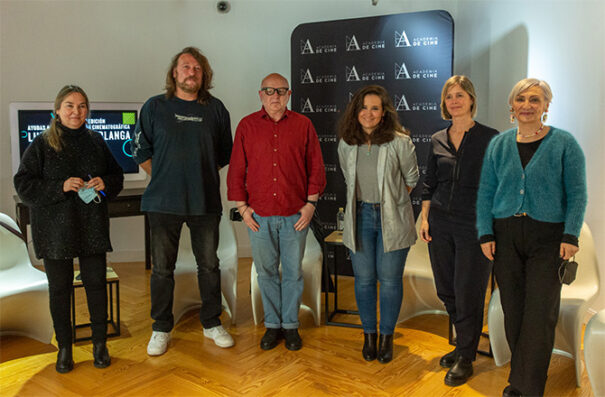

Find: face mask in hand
<box><xmin>78</xmin><ymin>184</ymin><xmax>101</xmax><ymax>204</ymax></box>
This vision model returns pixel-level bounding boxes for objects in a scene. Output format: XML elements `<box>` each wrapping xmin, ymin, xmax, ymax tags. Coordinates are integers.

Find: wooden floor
<box><xmin>0</xmin><ymin>259</ymin><xmax>595</xmax><ymax>397</ymax></box>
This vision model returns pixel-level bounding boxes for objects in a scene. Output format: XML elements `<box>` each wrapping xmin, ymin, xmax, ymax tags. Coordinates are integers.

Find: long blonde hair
<box><xmin>45</xmin><ymin>85</ymin><xmax>89</xmax><ymax>151</ymax></box>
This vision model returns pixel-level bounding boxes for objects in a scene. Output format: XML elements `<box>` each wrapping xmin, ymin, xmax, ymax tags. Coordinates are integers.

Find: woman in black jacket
<box><xmin>14</xmin><ymin>85</ymin><xmax>123</xmax><ymax>373</ymax></box>
<box><xmin>420</xmin><ymin>75</ymin><xmax>497</xmax><ymax>386</ymax></box>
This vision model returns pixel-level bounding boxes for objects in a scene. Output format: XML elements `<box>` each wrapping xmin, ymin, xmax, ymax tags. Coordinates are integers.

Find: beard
<box><xmin>176</xmin><ymin>77</ymin><xmax>201</xmax><ymax>94</ymax></box>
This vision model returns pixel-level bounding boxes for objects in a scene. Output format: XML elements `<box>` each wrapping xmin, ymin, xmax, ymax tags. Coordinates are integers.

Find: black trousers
<box><xmin>493</xmin><ymin>216</ymin><xmax>564</xmax><ymax>397</ymax></box>
<box><xmin>428</xmin><ymin>210</ymin><xmax>492</xmax><ymax>360</ymax></box>
<box><xmin>148</xmin><ymin>212</ymin><xmax>222</xmax><ymax>332</ymax></box>
<box><xmin>44</xmin><ymin>254</ymin><xmax>108</xmax><ymax>347</ymax></box>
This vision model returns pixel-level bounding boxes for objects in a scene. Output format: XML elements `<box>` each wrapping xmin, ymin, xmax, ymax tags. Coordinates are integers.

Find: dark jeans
<box><xmin>148</xmin><ymin>212</ymin><xmax>221</xmax><ymax>332</ymax></box>
<box><xmin>44</xmin><ymin>254</ymin><xmax>107</xmax><ymax>347</ymax></box>
<box><xmin>428</xmin><ymin>210</ymin><xmax>491</xmax><ymax>360</ymax></box>
<box><xmin>494</xmin><ymin>216</ymin><xmax>564</xmax><ymax>397</ymax></box>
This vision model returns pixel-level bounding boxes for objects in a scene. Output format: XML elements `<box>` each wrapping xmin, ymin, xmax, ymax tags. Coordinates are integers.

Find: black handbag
<box><xmin>558</xmin><ymin>258</ymin><xmax>578</xmax><ymax>285</ymax></box>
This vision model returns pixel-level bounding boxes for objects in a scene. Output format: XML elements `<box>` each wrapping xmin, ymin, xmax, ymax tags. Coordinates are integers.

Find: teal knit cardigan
<box><xmin>476</xmin><ymin>127</ymin><xmax>587</xmax><ymax>238</ymax></box>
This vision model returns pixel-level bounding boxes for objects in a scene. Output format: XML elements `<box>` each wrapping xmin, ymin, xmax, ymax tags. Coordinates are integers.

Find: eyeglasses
<box><xmin>261</xmin><ymin>87</ymin><xmax>289</xmax><ymax>96</ymax></box>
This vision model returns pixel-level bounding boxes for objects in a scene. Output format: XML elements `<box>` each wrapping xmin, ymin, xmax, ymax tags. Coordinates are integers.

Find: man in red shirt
<box><xmin>227</xmin><ymin>73</ymin><xmax>326</xmax><ymax>351</ymax></box>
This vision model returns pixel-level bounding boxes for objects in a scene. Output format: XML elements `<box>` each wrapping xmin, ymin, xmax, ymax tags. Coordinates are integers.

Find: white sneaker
<box><xmin>147</xmin><ymin>331</ymin><xmax>171</xmax><ymax>356</ymax></box>
<box><xmin>203</xmin><ymin>325</ymin><xmax>234</xmax><ymax>348</ymax></box>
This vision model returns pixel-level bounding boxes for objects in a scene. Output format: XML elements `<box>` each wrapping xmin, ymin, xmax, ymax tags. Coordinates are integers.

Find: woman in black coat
<box><xmin>14</xmin><ymin>85</ymin><xmax>123</xmax><ymax>373</ymax></box>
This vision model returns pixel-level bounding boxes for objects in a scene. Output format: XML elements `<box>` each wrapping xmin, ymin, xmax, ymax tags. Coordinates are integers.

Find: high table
<box><xmin>323</xmin><ymin>230</ymin><xmax>361</xmax><ymax>328</ymax></box>
<box><xmin>72</xmin><ymin>266</ymin><xmax>120</xmax><ymax>342</ymax></box>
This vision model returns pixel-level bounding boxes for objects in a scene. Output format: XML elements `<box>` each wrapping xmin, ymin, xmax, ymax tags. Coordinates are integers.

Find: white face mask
<box><xmin>77</xmin><ymin>183</ymin><xmax>101</xmax><ymax>204</ymax></box>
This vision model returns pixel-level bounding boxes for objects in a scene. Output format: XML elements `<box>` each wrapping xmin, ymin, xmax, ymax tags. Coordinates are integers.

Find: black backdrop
<box><xmin>290</xmin><ymin>10</ymin><xmax>454</xmax><ymax>271</ymax></box>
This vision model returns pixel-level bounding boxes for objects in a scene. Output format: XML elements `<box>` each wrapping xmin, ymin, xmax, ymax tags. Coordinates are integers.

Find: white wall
<box><xmin>1</xmin><ymin>0</ymin><xmax>603</xmax><ymax>310</ymax></box>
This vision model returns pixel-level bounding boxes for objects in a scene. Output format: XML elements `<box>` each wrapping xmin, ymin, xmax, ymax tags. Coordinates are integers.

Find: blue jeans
<box><xmin>350</xmin><ymin>202</ymin><xmax>409</xmax><ymax>335</ymax></box>
<box><xmin>148</xmin><ymin>212</ymin><xmax>222</xmax><ymax>332</ymax></box>
<box><xmin>248</xmin><ymin>214</ymin><xmax>308</xmax><ymax>329</ymax></box>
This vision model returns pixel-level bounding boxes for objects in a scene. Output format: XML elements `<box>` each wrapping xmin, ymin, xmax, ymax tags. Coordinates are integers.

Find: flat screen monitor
<box><xmin>9</xmin><ymin>102</ymin><xmax>146</xmax><ymax>182</ymax></box>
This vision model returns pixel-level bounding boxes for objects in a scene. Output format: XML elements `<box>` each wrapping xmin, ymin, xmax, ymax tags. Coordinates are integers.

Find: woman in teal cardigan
<box><xmin>476</xmin><ymin>78</ymin><xmax>587</xmax><ymax>397</ymax></box>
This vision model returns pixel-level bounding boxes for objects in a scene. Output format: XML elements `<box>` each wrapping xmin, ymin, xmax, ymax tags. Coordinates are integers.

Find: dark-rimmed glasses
<box><xmin>261</xmin><ymin>87</ymin><xmax>289</xmax><ymax>96</ymax></box>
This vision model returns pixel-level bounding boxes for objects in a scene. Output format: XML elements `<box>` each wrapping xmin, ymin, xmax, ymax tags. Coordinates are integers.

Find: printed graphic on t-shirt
<box><xmin>174</xmin><ymin>114</ymin><xmax>203</xmax><ymax>123</ymax></box>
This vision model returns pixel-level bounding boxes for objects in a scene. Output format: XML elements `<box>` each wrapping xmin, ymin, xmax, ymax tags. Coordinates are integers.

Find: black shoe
<box><xmin>55</xmin><ymin>346</ymin><xmax>74</xmax><ymax>373</ymax></box>
<box><xmin>260</xmin><ymin>328</ymin><xmax>282</xmax><ymax>350</ymax></box>
<box><xmin>283</xmin><ymin>328</ymin><xmax>302</xmax><ymax>351</ymax></box>
<box><xmin>93</xmin><ymin>342</ymin><xmax>111</xmax><ymax>368</ymax></box>
<box><xmin>377</xmin><ymin>334</ymin><xmax>393</xmax><ymax>364</ymax></box>
<box><xmin>444</xmin><ymin>356</ymin><xmax>473</xmax><ymax>386</ymax></box>
<box><xmin>439</xmin><ymin>349</ymin><xmax>458</xmax><ymax>368</ymax></box>
<box><xmin>502</xmin><ymin>385</ymin><xmax>522</xmax><ymax>397</ymax></box>
<box><xmin>362</xmin><ymin>333</ymin><xmax>377</xmax><ymax>361</ymax></box>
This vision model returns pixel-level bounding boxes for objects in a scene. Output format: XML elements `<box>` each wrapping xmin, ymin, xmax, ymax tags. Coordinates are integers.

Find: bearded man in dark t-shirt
<box><xmin>132</xmin><ymin>47</ymin><xmax>234</xmax><ymax>356</ymax></box>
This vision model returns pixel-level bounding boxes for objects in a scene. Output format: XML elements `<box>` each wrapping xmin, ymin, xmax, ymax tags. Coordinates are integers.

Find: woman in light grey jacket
<box><xmin>337</xmin><ymin>85</ymin><xmax>419</xmax><ymax>364</ymax></box>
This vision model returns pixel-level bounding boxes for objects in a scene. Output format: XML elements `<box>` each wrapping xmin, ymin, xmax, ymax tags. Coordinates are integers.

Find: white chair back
<box><xmin>250</xmin><ymin>229</ymin><xmax>323</xmax><ymax>326</ymax></box>
<box><xmin>404</xmin><ymin>217</ymin><xmax>433</xmax><ymax>277</ymax></box>
<box><xmin>398</xmin><ymin>217</ymin><xmax>446</xmax><ymax>324</ymax></box>
<box><xmin>564</xmin><ymin>222</ymin><xmax>600</xmax><ymax>296</ymax></box>
<box><xmin>0</xmin><ymin>213</ymin><xmax>29</xmax><ymax>271</ymax></box>
<box><xmin>0</xmin><ymin>212</ymin><xmax>53</xmax><ymax>344</ymax></box>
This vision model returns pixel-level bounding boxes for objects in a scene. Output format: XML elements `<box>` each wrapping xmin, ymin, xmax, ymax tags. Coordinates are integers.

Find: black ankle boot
<box><xmin>362</xmin><ymin>333</ymin><xmax>377</xmax><ymax>361</ymax></box>
<box><xmin>377</xmin><ymin>334</ymin><xmax>393</xmax><ymax>364</ymax></box>
<box><xmin>93</xmin><ymin>342</ymin><xmax>111</xmax><ymax>369</ymax></box>
<box><xmin>439</xmin><ymin>349</ymin><xmax>458</xmax><ymax>368</ymax></box>
<box><xmin>444</xmin><ymin>355</ymin><xmax>473</xmax><ymax>386</ymax></box>
<box><xmin>502</xmin><ymin>385</ymin><xmax>522</xmax><ymax>397</ymax></box>
<box><xmin>56</xmin><ymin>346</ymin><xmax>73</xmax><ymax>373</ymax></box>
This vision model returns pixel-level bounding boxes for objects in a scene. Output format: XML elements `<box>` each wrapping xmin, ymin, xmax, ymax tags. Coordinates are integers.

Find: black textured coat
<box><xmin>14</xmin><ymin>127</ymin><xmax>124</xmax><ymax>259</ymax></box>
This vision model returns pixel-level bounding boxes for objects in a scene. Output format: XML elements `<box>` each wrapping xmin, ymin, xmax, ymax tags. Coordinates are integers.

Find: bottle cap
<box><xmin>339</xmin><ymin>207</ymin><xmax>344</xmax><ymax>211</ymax></box>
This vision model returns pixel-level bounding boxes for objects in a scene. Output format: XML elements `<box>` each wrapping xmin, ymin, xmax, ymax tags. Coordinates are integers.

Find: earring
<box><xmin>510</xmin><ymin>114</ymin><xmax>515</xmax><ymax>124</ymax></box>
<box><xmin>542</xmin><ymin>113</ymin><xmax>548</xmax><ymax>122</ymax></box>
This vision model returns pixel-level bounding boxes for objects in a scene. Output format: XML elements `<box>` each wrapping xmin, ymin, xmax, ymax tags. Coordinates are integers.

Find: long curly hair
<box><xmin>45</xmin><ymin>85</ymin><xmax>90</xmax><ymax>152</ymax></box>
<box><xmin>338</xmin><ymin>85</ymin><xmax>408</xmax><ymax>146</ymax></box>
<box><xmin>165</xmin><ymin>46</ymin><xmax>214</xmax><ymax>104</ymax></box>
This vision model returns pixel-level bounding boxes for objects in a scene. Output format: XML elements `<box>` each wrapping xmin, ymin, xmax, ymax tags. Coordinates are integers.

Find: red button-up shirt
<box><xmin>227</xmin><ymin>108</ymin><xmax>326</xmax><ymax>217</ymax></box>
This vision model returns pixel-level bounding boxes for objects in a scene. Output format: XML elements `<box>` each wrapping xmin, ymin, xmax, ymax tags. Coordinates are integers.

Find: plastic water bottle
<box><xmin>337</xmin><ymin>207</ymin><xmax>345</xmax><ymax>231</ymax></box>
